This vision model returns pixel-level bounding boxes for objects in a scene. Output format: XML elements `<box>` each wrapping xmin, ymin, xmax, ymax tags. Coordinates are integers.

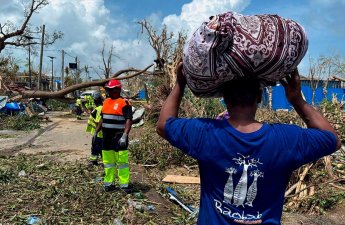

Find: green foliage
<box><xmin>45</xmin><ymin>99</ymin><xmax>69</xmax><ymax>111</ymax></box>
<box><xmin>319</xmin><ymin>98</ymin><xmax>343</xmax><ymax>112</ymax></box>
<box><xmin>0</xmin><ymin>114</ymin><xmax>40</xmax><ymax>131</ymax></box>
<box><xmin>0</xmin><ymin>168</ymin><xmax>14</xmax><ymax>183</ymax></box>
<box><xmin>181</xmin><ymin>89</ymin><xmax>225</xmax><ymax>118</ymax></box>
<box><xmin>0</xmin><ymin>56</ymin><xmax>20</xmax><ymax>83</ymax></box>
<box><xmin>130</xmin><ymin>124</ymin><xmax>196</xmax><ymax>169</ymax></box>
<box><xmin>64</xmin><ymin>75</ymin><xmax>82</xmax><ymax>88</ymax></box>
<box><xmin>305</xmin><ymin>190</ymin><xmax>345</xmax><ymax>212</ymax></box>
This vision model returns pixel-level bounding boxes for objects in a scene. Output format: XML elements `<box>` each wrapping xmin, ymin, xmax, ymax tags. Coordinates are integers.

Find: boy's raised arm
<box><xmin>282</xmin><ymin>69</ymin><xmax>341</xmax><ymax>150</ymax></box>
<box><xmin>156</xmin><ymin>62</ymin><xmax>186</xmax><ymax>139</ymax></box>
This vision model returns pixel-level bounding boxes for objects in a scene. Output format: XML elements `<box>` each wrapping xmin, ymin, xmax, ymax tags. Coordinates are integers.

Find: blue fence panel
<box><xmin>313</xmin><ymin>88</ymin><xmax>325</xmax><ymax>105</ymax></box>
<box><xmin>301</xmin><ymin>86</ymin><xmax>313</xmax><ymax>104</ymax></box>
<box><xmin>325</xmin><ymin>88</ymin><xmax>345</xmax><ymax>103</ymax></box>
<box><xmin>272</xmin><ymin>85</ymin><xmax>291</xmax><ymax>110</ymax></box>
<box><xmin>270</xmin><ymin>86</ymin><xmax>344</xmax><ymax>110</ymax></box>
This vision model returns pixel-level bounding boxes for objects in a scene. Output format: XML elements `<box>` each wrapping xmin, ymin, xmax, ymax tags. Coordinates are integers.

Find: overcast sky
<box><xmin>1</xmin><ymin>0</ymin><xmax>345</xmax><ymax>79</ymax></box>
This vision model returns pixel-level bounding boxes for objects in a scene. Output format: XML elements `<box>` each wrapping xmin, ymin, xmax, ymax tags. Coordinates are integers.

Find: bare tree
<box><xmin>99</xmin><ymin>41</ymin><xmax>119</xmax><ymax>79</ymax></box>
<box><xmin>308</xmin><ymin>57</ymin><xmax>322</xmax><ymax>105</ymax></box>
<box><xmin>0</xmin><ymin>0</ymin><xmax>63</xmax><ymax>53</ymax></box>
<box><xmin>139</xmin><ymin>20</ymin><xmax>186</xmax><ymax>88</ymax></box>
<box><xmin>308</xmin><ymin>55</ymin><xmax>345</xmax><ymax>104</ymax></box>
<box><xmin>138</xmin><ymin>20</ymin><xmax>188</xmax><ymax>119</ymax></box>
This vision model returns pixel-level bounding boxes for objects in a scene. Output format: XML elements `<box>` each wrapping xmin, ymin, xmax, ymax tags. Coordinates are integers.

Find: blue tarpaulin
<box><xmin>4</xmin><ymin>102</ymin><xmax>21</xmax><ymax>111</ymax></box>
<box><xmin>138</xmin><ymin>90</ymin><xmax>147</xmax><ymax>100</ymax></box>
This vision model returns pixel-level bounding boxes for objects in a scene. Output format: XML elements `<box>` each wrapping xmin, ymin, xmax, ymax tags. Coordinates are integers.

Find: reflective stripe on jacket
<box><xmin>102</xmin><ymin>97</ymin><xmax>129</xmax><ymax>131</ymax></box>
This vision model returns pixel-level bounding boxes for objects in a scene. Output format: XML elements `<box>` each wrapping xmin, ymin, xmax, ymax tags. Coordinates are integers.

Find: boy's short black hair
<box><xmin>222</xmin><ymin>78</ymin><xmax>262</xmax><ymax>107</ymax></box>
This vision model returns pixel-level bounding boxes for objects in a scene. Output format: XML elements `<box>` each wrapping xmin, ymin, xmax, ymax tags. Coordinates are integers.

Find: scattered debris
<box><xmin>18</xmin><ymin>170</ymin><xmax>26</xmax><ymax>177</ymax></box>
<box><xmin>127</xmin><ymin>199</ymin><xmax>156</xmax><ymax>212</ymax></box>
<box><xmin>94</xmin><ymin>177</ymin><xmax>103</xmax><ymax>182</ymax></box>
<box><xmin>133</xmin><ymin>192</ymin><xmax>145</xmax><ymax>199</ymax></box>
<box><xmin>163</xmin><ymin>175</ymin><xmax>200</xmax><ymax>184</ymax></box>
<box><xmin>129</xmin><ymin>139</ymin><xmax>140</xmax><ymax>145</ymax></box>
<box><xmin>113</xmin><ymin>218</ymin><xmax>123</xmax><ymax>225</ymax></box>
<box><xmin>0</xmin><ymin>96</ymin><xmax>8</xmax><ymax>110</ymax></box>
<box><xmin>132</xmin><ymin>119</ymin><xmax>144</xmax><ymax>128</ymax></box>
<box><xmin>166</xmin><ymin>187</ymin><xmax>197</xmax><ymax>214</ymax></box>
<box><xmin>26</xmin><ymin>216</ymin><xmax>42</xmax><ymax>224</ymax></box>
<box><xmin>132</xmin><ymin>107</ymin><xmax>145</xmax><ymax>124</ymax></box>
<box><xmin>127</xmin><ymin>199</ymin><xmax>145</xmax><ymax>211</ymax></box>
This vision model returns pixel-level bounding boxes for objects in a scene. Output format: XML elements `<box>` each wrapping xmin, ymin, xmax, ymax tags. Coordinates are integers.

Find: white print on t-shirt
<box><xmin>246</xmin><ymin>170</ymin><xmax>264</xmax><ymax>207</ymax></box>
<box><xmin>214</xmin><ymin>154</ymin><xmax>264</xmax><ymax>223</ymax></box>
<box><xmin>113</xmin><ymin>103</ymin><xmax>119</xmax><ymax>110</ymax></box>
<box><xmin>214</xmin><ymin>199</ymin><xmax>262</xmax><ymax>222</ymax></box>
<box><xmin>223</xmin><ymin>153</ymin><xmax>264</xmax><ymax>208</ymax></box>
<box><xmin>224</xmin><ymin>167</ymin><xmax>237</xmax><ymax>204</ymax></box>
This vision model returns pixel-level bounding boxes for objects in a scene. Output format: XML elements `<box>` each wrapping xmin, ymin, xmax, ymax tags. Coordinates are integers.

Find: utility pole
<box><xmin>75</xmin><ymin>56</ymin><xmax>79</xmax><ymax>84</ymax></box>
<box><xmin>61</xmin><ymin>50</ymin><xmax>65</xmax><ymax>89</ymax></box>
<box><xmin>28</xmin><ymin>45</ymin><xmax>31</xmax><ymax>88</ymax></box>
<box><xmin>23</xmin><ymin>35</ymin><xmax>39</xmax><ymax>89</ymax></box>
<box><xmin>48</xmin><ymin>56</ymin><xmax>56</xmax><ymax>92</ymax></box>
<box><xmin>23</xmin><ymin>35</ymin><xmax>33</xmax><ymax>88</ymax></box>
<box><xmin>38</xmin><ymin>24</ymin><xmax>45</xmax><ymax>90</ymax></box>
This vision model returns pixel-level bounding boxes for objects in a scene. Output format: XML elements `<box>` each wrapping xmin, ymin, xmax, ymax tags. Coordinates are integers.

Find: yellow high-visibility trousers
<box><xmin>102</xmin><ymin>149</ymin><xmax>129</xmax><ymax>188</ymax></box>
<box><xmin>117</xmin><ymin>150</ymin><xmax>129</xmax><ymax>188</ymax></box>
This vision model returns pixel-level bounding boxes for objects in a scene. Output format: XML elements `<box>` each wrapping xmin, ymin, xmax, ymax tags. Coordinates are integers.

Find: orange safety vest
<box><xmin>101</xmin><ymin>97</ymin><xmax>130</xmax><ymax>130</ymax></box>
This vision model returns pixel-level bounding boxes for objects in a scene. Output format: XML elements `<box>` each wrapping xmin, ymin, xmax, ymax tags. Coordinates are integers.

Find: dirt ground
<box><xmin>0</xmin><ymin>111</ymin><xmax>344</xmax><ymax>225</ymax></box>
<box><xmin>0</xmin><ymin>111</ymin><xmax>91</xmax><ymax>160</ymax></box>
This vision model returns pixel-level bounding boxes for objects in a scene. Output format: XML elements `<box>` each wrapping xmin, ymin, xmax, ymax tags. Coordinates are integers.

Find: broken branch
<box><xmin>16</xmin><ymin>64</ymin><xmax>154</xmax><ymax>99</ymax></box>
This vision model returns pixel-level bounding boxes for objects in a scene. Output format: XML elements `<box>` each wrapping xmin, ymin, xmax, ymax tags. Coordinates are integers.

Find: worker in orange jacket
<box><xmin>94</xmin><ymin>79</ymin><xmax>133</xmax><ymax>192</ymax></box>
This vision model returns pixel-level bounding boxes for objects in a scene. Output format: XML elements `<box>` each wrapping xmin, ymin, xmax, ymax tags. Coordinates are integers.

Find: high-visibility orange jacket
<box><xmin>101</xmin><ymin>97</ymin><xmax>132</xmax><ymax>131</ymax></box>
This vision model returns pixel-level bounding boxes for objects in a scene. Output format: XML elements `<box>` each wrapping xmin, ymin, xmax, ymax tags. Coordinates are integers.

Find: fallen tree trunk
<box><xmin>13</xmin><ymin>64</ymin><xmax>153</xmax><ymax>100</ymax></box>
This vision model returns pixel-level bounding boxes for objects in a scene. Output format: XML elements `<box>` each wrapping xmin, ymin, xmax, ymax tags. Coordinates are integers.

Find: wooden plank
<box><xmin>162</xmin><ymin>175</ymin><xmax>200</xmax><ymax>184</ymax></box>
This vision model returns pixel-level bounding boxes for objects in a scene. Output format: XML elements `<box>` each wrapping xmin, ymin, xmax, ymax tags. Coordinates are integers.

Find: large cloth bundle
<box><xmin>183</xmin><ymin>11</ymin><xmax>308</xmax><ymax>97</ymax></box>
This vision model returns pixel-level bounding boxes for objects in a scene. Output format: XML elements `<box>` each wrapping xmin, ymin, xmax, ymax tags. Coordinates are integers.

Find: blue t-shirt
<box><xmin>165</xmin><ymin>118</ymin><xmax>337</xmax><ymax>225</ymax></box>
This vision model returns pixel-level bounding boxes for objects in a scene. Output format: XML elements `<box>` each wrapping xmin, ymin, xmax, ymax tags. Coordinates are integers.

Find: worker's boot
<box><xmin>120</xmin><ymin>186</ymin><xmax>132</xmax><ymax>194</ymax></box>
<box><xmin>88</xmin><ymin>160</ymin><xmax>98</xmax><ymax>166</ymax></box>
<box><xmin>89</xmin><ymin>155</ymin><xmax>98</xmax><ymax>166</ymax></box>
<box><xmin>104</xmin><ymin>184</ymin><xmax>116</xmax><ymax>192</ymax></box>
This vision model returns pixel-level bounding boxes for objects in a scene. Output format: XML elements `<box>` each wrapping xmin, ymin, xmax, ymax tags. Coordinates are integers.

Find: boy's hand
<box><xmin>176</xmin><ymin>62</ymin><xmax>186</xmax><ymax>86</ymax></box>
<box><xmin>281</xmin><ymin>69</ymin><xmax>303</xmax><ymax>104</ymax></box>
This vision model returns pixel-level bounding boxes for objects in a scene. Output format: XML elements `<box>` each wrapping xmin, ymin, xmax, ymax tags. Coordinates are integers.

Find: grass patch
<box><xmin>297</xmin><ymin>188</ymin><xmax>345</xmax><ymax>214</ymax></box>
<box><xmin>0</xmin><ymin>114</ymin><xmax>41</xmax><ymax>131</ymax></box>
<box><xmin>0</xmin><ymin>134</ymin><xmax>16</xmax><ymax>139</ymax></box>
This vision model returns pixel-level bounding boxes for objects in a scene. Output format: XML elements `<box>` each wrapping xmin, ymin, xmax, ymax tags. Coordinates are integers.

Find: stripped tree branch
<box><xmin>15</xmin><ymin>64</ymin><xmax>154</xmax><ymax>99</ymax></box>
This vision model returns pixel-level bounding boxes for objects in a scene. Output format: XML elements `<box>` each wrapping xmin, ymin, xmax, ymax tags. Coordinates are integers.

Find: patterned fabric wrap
<box><xmin>183</xmin><ymin>12</ymin><xmax>308</xmax><ymax>97</ymax></box>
